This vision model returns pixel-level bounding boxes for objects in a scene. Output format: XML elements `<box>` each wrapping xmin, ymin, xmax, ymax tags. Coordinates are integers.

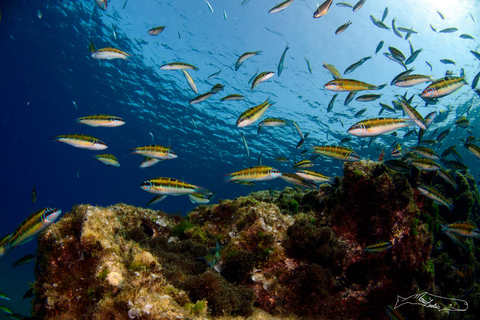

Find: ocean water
<box><xmin>0</xmin><ymin>0</ymin><xmax>479</xmax><ymax>317</ymax></box>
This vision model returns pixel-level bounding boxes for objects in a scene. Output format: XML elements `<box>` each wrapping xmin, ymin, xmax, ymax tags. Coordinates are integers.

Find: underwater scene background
<box><xmin>1</xmin><ymin>0</ymin><xmax>480</xmax><ymax>318</ymax></box>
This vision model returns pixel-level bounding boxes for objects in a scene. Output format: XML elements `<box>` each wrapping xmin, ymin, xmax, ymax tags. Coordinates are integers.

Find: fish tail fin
<box><xmin>448</xmin><ymin>203</ymin><xmax>455</xmax><ymax>212</ymax></box>
<box><xmin>394</xmin><ymin>296</ymin><xmax>407</xmax><ymax>309</ymax></box>
<box><xmin>377</xmin><ymin>84</ymin><xmax>387</xmax><ymax>90</ymax></box>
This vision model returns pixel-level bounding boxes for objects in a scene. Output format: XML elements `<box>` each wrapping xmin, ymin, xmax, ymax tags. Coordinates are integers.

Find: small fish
<box><xmin>344</xmin><ymin>91</ymin><xmax>356</xmax><ymax>105</ymax></box>
<box><xmin>408</xmin><ymin>147</ymin><xmax>439</xmax><ymax>160</ymax></box>
<box><xmin>352</xmin><ymin>0</ymin><xmax>366</xmax><ymax>12</ymax></box>
<box><xmin>472</xmin><ymin>71</ymin><xmax>480</xmax><ymax>89</ymax></box>
<box><xmin>189</xmin><ymin>192</ymin><xmax>215</xmax><ymax>204</ymax></box>
<box><xmin>31</xmin><ymin>183</ymin><xmax>37</xmax><ymax>204</ymax></box>
<box><xmin>409</xmin><ymin>158</ymin><xmax>440</xmax><ymax>171</ymax></box>
<box><xmin>438</xmin><ymin>169</ymin><xmax>458</xmax><ymax>191</ymax></box>
<box><xmin>0</xmin><ymin>305</ymin><xmax>13</xmax><ymax>315</ymax></box>
<box><xmin>91</xmin><ymin>48</ymin><xmax>131</xmax><ymax>60</ymax></box>
<box><xmin>258</xmin><ymin>118</ymin><xmax>289</xmax><ymax>128</ymax></box>
<box><xmin>426</xmin><ymin>61</ymin><xmax>433</xmax><ymax>71</ymax></box>
<box><xmin>313</xmin><ymin>0</ymin><xmax>333</xmax><ymax>18</ymax></box>
<box><xmin>327</xmin><ymin>94</ymin><xmax>338</xmax><ymax>112</ymax></box>
<box><xmin>223</xmin><ymin>9</ymin><xmax>227</xmax><ymax>20</ymax></box>
<box><xmin>189</xmin><ymin>92</ymin><xmax>213</xmax><ymax>105</ymax></box>
<box><xmin>131</xmin><ymin>145</ymin><xmax>177</xmax><ymax>160</ymax></box>
<box><xmin>251</xmin><ymin>71</ymin><xmax>275</xmax><ymax>90</ymax></box>
<box><xmin>94</xmin><ymin>154</ymin><xmax>120</xmax><ymax>167</ymax></box>
<box><xmin>295</xmin><ymin>170</ymin><xmax>334</xmax><ymax>183</ymax></box>
<box><xmin>139</xmin><ymin>157</ymin><xmax>161</xmax><ymax>168</ymax></box>
<box><xmin>210</xmin><ymin>84</ymin><xmax>224</xmax><ymax>94</ymax></box>
<box><xmin>354</xmin><ymin>109</ymin><xmax>367</xmax><ymax>118</ymax></box>
<box><xmin>324</xmin><ymin>79</ymin><xmax>383</xmax><ymax>92</ymax></box>
<box><xmin>335</xmin><ymin>21</ymin><xmax>352</xmax><ymax>35</ymax></box>
<box><xmin>438</xmin><ymin>27</ymin><xmax>458</xmax><ymax>33</ymax></box>
<box><xmin>220</xmin><ymin>94</ymin><xmax>245</xmax><ymax>101</ymax></box>
<box><xmin>237</xmin><ymin>98</ymin><xmax>274</xmax><ymax>128</ymax></box>
<box><xmin>344</xmin><ymin>56</ymin><xmax>371</xmax><ymax>74</ymax></box>
<box><xmin>420</xmin><ymin>76</ymin><xmax>467</xmax><ymax>98</ymax></box>
<box><xmin>397</xmin><ymin>98</ymin><xmax>427</xmax><ymax>130</ymax></box>
<box><xmin>440</xmin><ymin>59</ymin><xmax>456</xmax><ymax>65</ymax></box>
<box><xmin>140</xmin><ymin>177</ymin><xmax>206</xmax><ymax>196</ymax></box>
<box><xmin>305</xmin><ymin>58</ymin><xmax>312</xmax><ymax>74</ymax></box>
<box><xmin>296</xmin><ymin>133</ymin><xmax>309</xmax><ymax>149</ymax></box>
<box><xmin>146</xmin><ymin>195</ymin><xmax>168</xmax><ymax>207</ymax></box>
<box><xmin>471</xmin><ymin>50</ymin><xmax>480</xmax><ymax>61</ymax></box>
<box><xmin>436</xmin><ymin>129</ymin><xmax>450</xmax><ymax>141</ymax></box>
<box><xmin>293</xmin><ymin>159</ymin><xmax>314</xmax><ymax>169</ymax></box>
<box><xmin>336</xmin><ymin>2</ymin><xmax>353</xmax><ymax>8</ymax></box>
<box><xmin>383</xmin><ymin>159</ymin><xmax>411</xmax><ymax>174</ymax></box>
<box><xmin>355</xmin><ymin>94</ymin><xmax>381</xmax><ymax>102</ymax></box>
<box><xmin>309</xmin><ymin>145</ymin><xmax>360</xmax><ymax>161</ymax></box>
<box><xmin>370</xmin><ymin>15</ymin><xmax>390</xmax><ymax>30</ymax></box>
<box><xmin>430</xmin><ymin>24</ymin><xmax>437</xmax><ymax>32</ymax></box>
<box><xmin>397</xmin><ymin>27</ymin><xmax>418</xmax><ymax>34</ymax></box>
<box><xmin>459</xmin><ymin>34</ymin><xmax>474</xmax><ymax>40</ymax></box>
<box><xmin>280</xmin><ymin>173</ymin><xmax>317</xmax><ymax>189</ymax></box>
<box><xmin>258</xmin><ymin>152</ymin><xmax>263</xmax><ymax>165</ymax></box>
<box><xmin>241</xmin><ymin>132</ymin><xmax>249</xmax><ymax>157</ymax></box>
<box><xmin>76</xmin><ymin>114</ymin><xmax>125</xmax><ymax>127</ymax></box>
<box><xmin>347</xmin><ymin>118</ymin><xmax>415</xmax><ymax>137</ymax></box>
<box><xmin>274</xmin><ymin>157</ymin><xmax>290</xmax><ymax>162</ymax></box>
<box><xmin>268</xmin><ymin>0</ymin><xmax>295</xmax><ymax>14</ymax></box>
<box><xmin>12</xmin><ymin>254</ymin><xmax>35</xmax><ymax>267</ymax></box>
<box><xmin>392</xmin><ymin>74</ymin><xmax>433</xmax><ymax>87</ymax></box>
<box><xmin>379</xmin><ymin>103</ymin><xmax>395</xmax><ymax>113</ymax></box>
<box><xmin>53</xmin><ymin>134</ymin><xmax>107</xmax><ymax>150</ymax></box>
<box><xmin>182</xmin><ymin>70</ymin><xmax>198</xmax><ymax>94</ymax></box>
<box><xmin>205</xmin><ymin>0</ymin><xmax>214</xmax><ymax>13</ymax></box>
<box><xmin>383</xmin><ymin>53</ymin><xmax>407</xmax><ymax>70</ymax></box>
<box><xmin>388</xmin><ymin>46</ymin><xmax>406</xmax><ymax>61</ymax></box>
<box><xmin>375</xmin><ymin>41</ymin><xmax>384</xmax><ymax>55</ymax></box>
<box><xmin>436</xmin><ymin>9</ymin><xmax>444</xmax><ymax>19</ymax></box>
<box><xmin>323</xmin><ymin>63</ymin><xmax>342</xmax><ymax>79</ymax></box>
<box><xmin>0</xmin><ymin>293</ymin><xmax>10</xmax><ymax>301</ymax></box>
<box><xmin>222</xmin><ymin>165</ymin><xmax>281</xmax><ymax>182</ymax></box>
<box><xmin>464</xmin><ymin>143</ymin><xmax>480</xmax><ymax>160</ymax></box>
<box><xmin>381</xmin><ymin>7</ymin><xmax>388</xmax><ymax>22</ymax></box>
<box><xmin>278</xmin><ymin>45</ymin><xmax>289</xmax><ymax>76</ymax></box>
<box><xmin>208</xmin><ymin>69</ymin><xmax>222</xmax><ymax>79</ymax></box>
<box><xmin>405</xmin><ymin>48</ymin><xmax>423</xmax><ymax>65</ymax></box>
<box><xmin>291</xmin><ymin>121</ymin><xmax>305</xmax><ymax>140</ymax></box>
<box><xmin>160</xmin><ymin>62</ymin><xmax>198</xmax><ymax>71</ymax></box>
<box><xmin>442</xmin><ymin>222</ymin><xmax>479</xmax><ymax>237</ymax></box>
<box><xmin>392</xmin><ymin>18</ymin><xmax>402</xmax><ymax>38</ymax></box>
<box><xmin>8</xmin><ymin>208</ymin><xmax>62</xmax><ymax>249</ymax></box>
<box><xmin>147</xmin><ymin>26</ymin><xmax>165</xmax><ymax>36</ymax></box>
<box><xmin>235</xmin><ymin>51</ymin><xmax>262</xmax><ymax>71</ymax></box>
<box><xmin>364</xmin><ymin>241</ymin><xmax>392</xmax><ymax>254</ymax></box>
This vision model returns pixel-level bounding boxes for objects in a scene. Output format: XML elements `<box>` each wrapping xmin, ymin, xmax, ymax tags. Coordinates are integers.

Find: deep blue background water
<box><xmin>1</xmin><ymin>0</ymin><xmax>479</xmax><ymax>316</ymax></box>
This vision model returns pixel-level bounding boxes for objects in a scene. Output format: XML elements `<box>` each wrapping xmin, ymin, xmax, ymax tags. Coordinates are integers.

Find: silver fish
<box><xmin>278</xmin><ymin>45</ymin><xmax>289</xmax><ymax>76</ymax></box>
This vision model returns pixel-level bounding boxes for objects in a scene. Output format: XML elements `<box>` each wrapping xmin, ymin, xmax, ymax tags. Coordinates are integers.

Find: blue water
<box><xmin>0</xmin><ymin>0</ymin><xmax>479</xmax><ymax>317</ymax></box>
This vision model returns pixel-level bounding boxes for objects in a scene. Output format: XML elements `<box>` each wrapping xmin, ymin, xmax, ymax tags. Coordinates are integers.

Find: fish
<box><xmin>426</xmin><ymin>61</ymin><xmax>433</xmax><ymax>71</ymax></box>
<box><xmin>91</xmin><ymin>48</ymin><xmax>130</xmax><ymax>60</ymax></box>
<box><xmin>251</xmin><ymin>71</ymin><xmax>275</xmax><ymax>90</ymax></box>
<box><xmin>430</xmin><ymin>24</ymin><xmax>437</xmax><ymax>32</ymax></box>
<box><xmin>392</xmin><ymin>18</ymin><xmax>402</xmax><ymax>38</ymax></box>
<box><xmin>354</xmin><ymin>109</ymin><xmax>366</xmax><ymax>118</ymax></box>
<box><xmin>383</xmin><ymin>53</ymin><xmax>407</xmax><ymax>70</ymax></box>
<box><xmin>268</xmin><ymin>0</ymin><xmax>295</xmax><ymax>14</ymax></box>
<box><xmin>436</xmin><ymin>129</ymin><xmax>450</xmax><ymax>141</ymax></box>
<box><xmin>210</xmin><ymin>84</ymin><xmax>224</xmax><ymax>94</ymax></box>
<box><xmin>327</xmin><ymin>94</ymin><xmax>338</xmax><ymax>112</ymax></box>
<box><xmin>313</xmin><ymin>0</ymin><xmax>333</xmax><ymax>18</ymax></box>
<box><xmin>95</xmin><ymin>0</ymin><xmax>107</xmax><ymax>10</ymax></box>
<box><xmin>305</xmin><ymin>58</ymin><xmax>312</xmax><ymax>74</ymax></box>
<box><xmin>436</xmin><ymin>9</ymin><xmax>444</xmax><ymax>19</ymax></box>
<box><xmin>370</xmin><ymin>15</ymin><xmax>390</xmax><ymax>30</ymax></box>
<box><xmin>336</xmin><ymin>2</ymin><xmax>353</xmax><ymax>8</ymax></box>
<box><xmin>205</xmin><ymin>0</ymin><xmax>214</xmax><ymax>13</ymax></box>
<box><xmin>147</xmin><ymin>26</ymin><xmax>165</xmax><ymax>36</ymax></box>
<box><xmin>241</xmin><ymin>132</ymin><xmax>249</xmax><ymax>157</ymax></box>
<box><xmin>396</xmin><ymin>98</ymin><xmax>427</xmax><ymax>130</ymax></box>
<box><xmin>76</xmin><ymin>114</ymin><xmax>125</xmax><ymax>127</ymax></box>
<box><xmin>348</xmin><ymin>118</ymin><xmax>416</xmax><ymax>137</ymax></box>
<box><xmin>258</xmin><ymin>118</ymin><xmax>288</xmax><ymax>127</ymax></box>
<box><xmin>397</xmin><ymin>27</ymin><xmax>418</xmax><ymax>34</ymax></box>
<box><xmin>160</xmin><ymin>62</ymin><xmax>198</xmax><ymax>71</ymax></box>
<box><xmin>236</xmin><ymin>98</ymin><xmax>274</xmax><ymax>128</ymax></box>
<box><xmin>8</xmin><ymin>208</ymin><xmax>62</xmax><ymax>249</ymax></box>
<box><xmin>189</xmin><ymin>92</ymin><xmax>213</xmax><ymax>104</ymax></box>
<box><xmin>235</xmin><ymin>51</ymin><xmax>262</xmax><ymax>71</ymax></box>
<box><xmin>208</xmin><ymin>69</ymin><xmax>222</xmax><ymax>79</ymax></box>
<box><xmin>464</xmin><ymin>143</ymin><xmax>480</xmax><ymax>160</ymax></box>
<box><xmin>472</xmin><ymin>71</ymin><xmax>480</xmax><ymax>89</ymax></box>
<box><xmin>309</xmin><ymin>145</ymin><xmax>360</xmax><ymax>161</ymax></box>
<box><xmin>355</xmin><ymin>94</ymin><xmax>381</xmax><ymax>102</ymax></box>
<box><xmin>140</xmin><ymin>177</ymin><xmax>206</xmax><ymax>196</ymax></box>
<box><xmin>88</xmin><ymin>42</ymin><xmax>96</xmax><ymax>54</ymax></box>
<box><xmin>471</xmin><ymin>50</ymin><xmax>480</xmax><ymax>61</ymax></box>
<box><xmin>12</xmin><ymin>254</ymin><xmax>35</xmax><ymax>267</ymax></box>
<box><xmin>278</xmin><ymin>45</ymin><xmax>289</xmax><ymax>76</ymax></box>
<box><xmin>390</xmin><ymin>68</ymin><xmax>414</xmax><ymax>85</ymax></box>
<box><xmin>364</xmin><ymin>241</ymin><xmax>392</xmax><ymax>254</ymax></box>
<box><xmin>223</xmin><ymin>9</ymin><xmax>227</xmax><ymax>20</ymax></box>
<box><xmin>459</xmin><ymin>33</ymin><xmax>474</xmax><ymax>40</ymax></box>
<box><xmin>344</xmin><ymin>56</ymin><xmax>371</xmax><ymax>74</ymax></box>
<box><xmin>335</xmin><ymin>21</ymin><xmax>352</xmax><ymax>34</ymax></box>
<box><xmin>146</xmin><ymin>195</ymin><xmax>168</xmax><ymax>207</ymax></box>
<box><xmin>324</xmin><ymin>79</ymin><xmax>383</xmax><ymax>92</ymax></box>
<box><xmin>443</xmin><ymin>160</ymin><xmax>468</xmax><ymax>171</ymax></box>
<box><xmin>420</xmin><ymin>76</ymin><xmax>467</xmax><ymax>98</ymax></box>
<box><xmin>375</xmin><ymin>41</ymin><xmax>384</xmax><ymax>54</ymax></box>
<box><xmin>182</xmin><ymin>70</ymin><xmax>198</xmax><ymax>94</ymax></box>
<box><xmin>442</xmin><ymin>222</ymin><xmax>480</xmax><ymax>237</ymax></box>
<box><xmin>0</xmin><ymin>234</ymin><xmax>11</xmax><ymax>257</ymax></box>
<box><xmin>0</xmin><ymin>293</ymin><xmax>10</xmax><ymax>301</ymax></box>
<box><xmin>222</xmin><ymin>165</ymin><xmax>281</xmax><ymax>182</ymax></box>
<box><xmin>280</xmin><ymin>173</ymin><xmax>317</xmax><ymax>189</ymax></box>
<box><xmin>23</xmin><ymin>288</ymin><xmax>34</xmax><ymax>300</ymax></box>
<box><xmin>295</xmin><ymin>170</ymin><xmax>334</xmax><ymax>183</ymax></box>
<box><xmin>275</xmin><ymin>157</ymin><xmax>290</xmax><ymax>162</ymax></box>
<box><xmin>455</xmin><ymin>116</ymin><xmax>471</xmax><ymax>128</ymax></box>
<box><xmin>258</xmin><ymin>152</ymin><xmax>263</xmax><ymax>165</ymax></box>
<box><xmin>352</xmin><ymin>0</ymin><xmax>366</xmax><ymax>12</ymax></box>
<box><xmin>53</xmin><ymin>134</ymin><xmax>107</xmax><ymax>150</ymax></box>
<box><xmin>381</xmin><ymin>7</ymin><xmax>388</xmax><ymax>22</ymax></box>
<box><xmin>405</xmin><ymin>48</ymin><xmax>423</xmax><ymax>65</ymax></box>
<box><xmin>395</xmin><ymin>292</ymin><xmax>468</xmax><ymax>312</ymax></box>
<box><xmin>440</xmin><ymin>59</ymin><xmax>456</xmax><ymax>65</ymax></box>
<box><xmin>31</xmin><ymin>183</ymin><xmax>37</xmax><ymax>204</ymax></box>
<box><xmin>0</xmin><ymin>305</ymin><xmax>13</xmax><ymax>315</ymax></box>
<box><xmin>291</xmin><ymin>121</ymin><xmax>305</xmax><ymax>140</ymax></box>
<box><xmin>392</xmin><ymin>74</ymin><xmax>433</xmax><ymax>87</ymax></box>
<box><xmin>388</xmin><ymin>46</ymin><xmax>406</xmax><ymax>61</ymax></box>
<box><xmin>383</xmin><ymin>160</ymin><xmax>411</xmax><ymax>174</ymax></box>
<box><xmin>293</xmin><ymin>159</ymin><xmax>314</xmax><ymax>169</ymax></box>
<box><xmin>344</xmin><ymin>91</ymin><xmax>356</xmax><ymax>105</ymax></box>
<box><xmin>409</xmin><ymin>158</ymin><xmax>441</xmax><ymax>171</ymax></box>
<box><xmin>139</xmin><ymin>157</ymin><xmax>161</xmax><ymax>168</ymax></box>
<box><xmin>323</xmin><ymin>63</ymin><xmax>342</xmax><ymax>79</ymax></box>
<box><xmin>438</xmin><ymin>27</ymin><xmax>458</xmax><ymax>33</ymax></box>
<box><xmin>189</xmin><ymin>192</ymin><xmax>215</xmax><ymax>204</ymax></box>
<box><xmin>131</xmin><ymin>145</ymin><xmax>177</xmax><ymax>160</ymax></box>
<box><xmin>408</xmin><ymin>147</ymin><xmax>439</xmax><ymax>160</ymax></box>
<box><xmin>220</xmin><ymin>94</ymin><xmax>245</xmax><ymax>101</ymax></box>
<box><xmin>94</xmin><ymin>154</ymin><xmax>120</xmax><ymax>167</ymax></box>
<box><xmin>379</xmin><ymin>103</ymin><xmax>395</xmax><ymax>113</ymax></box>
<box><xmin>438</xmin><ymin>169</ymin><xmax>458</xmax><ymax>191</ymax></box>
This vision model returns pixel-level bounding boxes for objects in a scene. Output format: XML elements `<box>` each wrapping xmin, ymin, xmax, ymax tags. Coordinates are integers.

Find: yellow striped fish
<box><xmin>91</xmin><ymin>48</ymin><xmax>131</xmax><ymax>60</ymax></box>
<box><xmin>293</xmin><ymin>159</ymin><xmax>314</xmax><ymax>169</ymax></box>
<box><xmin>323</xmin><ymin>63</ymin><xmax>342</xmax><ymax>79</ymax></box>
<box><xmin>189</xmin><ymin>192</ymin><xmax>215</xmax><ymax>204</ymax></box>
<box><xmin>251</xmin><ymin>71</ymin><xmax>275</xmax><ymax>90</ymax></box>
<box><xmin>220</xmin><ymin>94</ymin><xmax>245</xmax><ymax>101</ymax></box>
<box><xmin>441</xmin><ymin>221</ymin><xmax>480</xmax><ymax>237</ymax></box>
<box><xmin>397</xmin><ymin>98</ymin><xmax>427</xmax><ymax>130</ymax></box>
<box><xmin>76</xmin><ymin>114</ymin><xmax>125</xmax><ymax>127</ymax></box>
<box><xmin>8</xmin><ymin>208</ymin><xmax>62</xmax><ymax>248</ymax></box>
<box><xmin>140</xmin><ymin>177</ymin><xmax>205</xmax><ymax>195</ymax></box>
<box><xmin>324</xmin><ymin>79</ymin><xmax>381</xmax><ymax>92</ymax></box>
<box><xmin>269</xmin><ymin>0</ymin><xmax>295</xmax><ymax>14</ymax></box>
<box><xmin>392</xmin><ymin>74</ymin><xmax>433</xmax><ymax>87</ymax></box>
<box><xmin>0</xmin><ymin>234</ymin><xmax>12</xmax><ymax>258</ymax></box>
<box><xmin>131</xmin><ymin>145</ymin><xmax>177</xmax><ymax>160</ymax></box>
<box><xmin>417</xmin><ymin>185</ymin><xmax>454</xmax><ymax>211</ymax></box>
<box><xmin>408</xmin><ymin>147</ymin><xmax>439</xmax><ymax>160</ymax></box>
<box><xmin>54</xmin><ymin>134</ymin><xmax>108</xmax><ymax>150</ymax></box>
<box><xmin>409</xmin><ymin>158</ymin><xmax>440</xmax><ymax>171</ymax></box>
<box><xmin>295</xmin><ymin>170</ymin><xmax>334</xmax><ymax>183</ymax></box>
<box><xmin>309</xmin><ymin>146</ymin><xmax>360</xmax><ymax>161</ymax></box>
<box><xmin>235</xmin><ymin>51</ymin><xmax>262</xmax><ymax>71</ymax></box>
<box><xmin>347</xmin><ymin>118</ymin><xmax>415</xmax><ymax>137</ymax></box>
<box><xmin>280</xmin><ymin>173</ymin><xmax>317</xmax><ymax>189</ymax></box>
<box><xmin>420</xmin><ymin>76</ymin><xmax>467</xmax><ymax>98</ymax></box>
<box><xmin>222</xmin><ymin>165</ymin><xmax>281</xmax><ymax>182</ymax></box>
<box><xmin>94</xmin><ymin>154</ymin><xmax>120</xmax><ymax>167</ymax></box>
<box><xmin>236</xmin><ymin>98</ymin><xmax>274</xmax><ymax>128</ymax></box>
<box><xmin>464</xmin><ymin>143</ymin><xmax>480</xmax><ymax>160</ymax></box>
<box><xmin>139</xmin><ymin>157</ymin><xmax>162</xmax><ymax>168</ymax></box>
<box><xmin>364</xmin><ymin>241</ymin><xmax>392</xmax><ymax>254</ymax></box>
<box><xmin>182</xmin><ymin>70</ymin><xmax>198</xmax><ymax>94</ymax></box>
<box><xmin>160</xmin><ymin>62</ymin><xmax>198</xmax><ymax>71</ymax></box>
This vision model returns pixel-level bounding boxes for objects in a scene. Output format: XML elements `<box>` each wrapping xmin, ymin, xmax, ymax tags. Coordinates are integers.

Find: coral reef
<box><xmin>32</xmin><ymin>160</ymin><xmax>480</xmax><ymax>319</ymax></box>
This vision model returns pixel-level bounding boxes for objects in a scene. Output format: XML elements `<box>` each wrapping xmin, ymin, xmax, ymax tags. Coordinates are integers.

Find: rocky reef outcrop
<box><xmin>32</xmin><ymin>160</ymin><xmax>479</xmax><ymax>319</ymax></box>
